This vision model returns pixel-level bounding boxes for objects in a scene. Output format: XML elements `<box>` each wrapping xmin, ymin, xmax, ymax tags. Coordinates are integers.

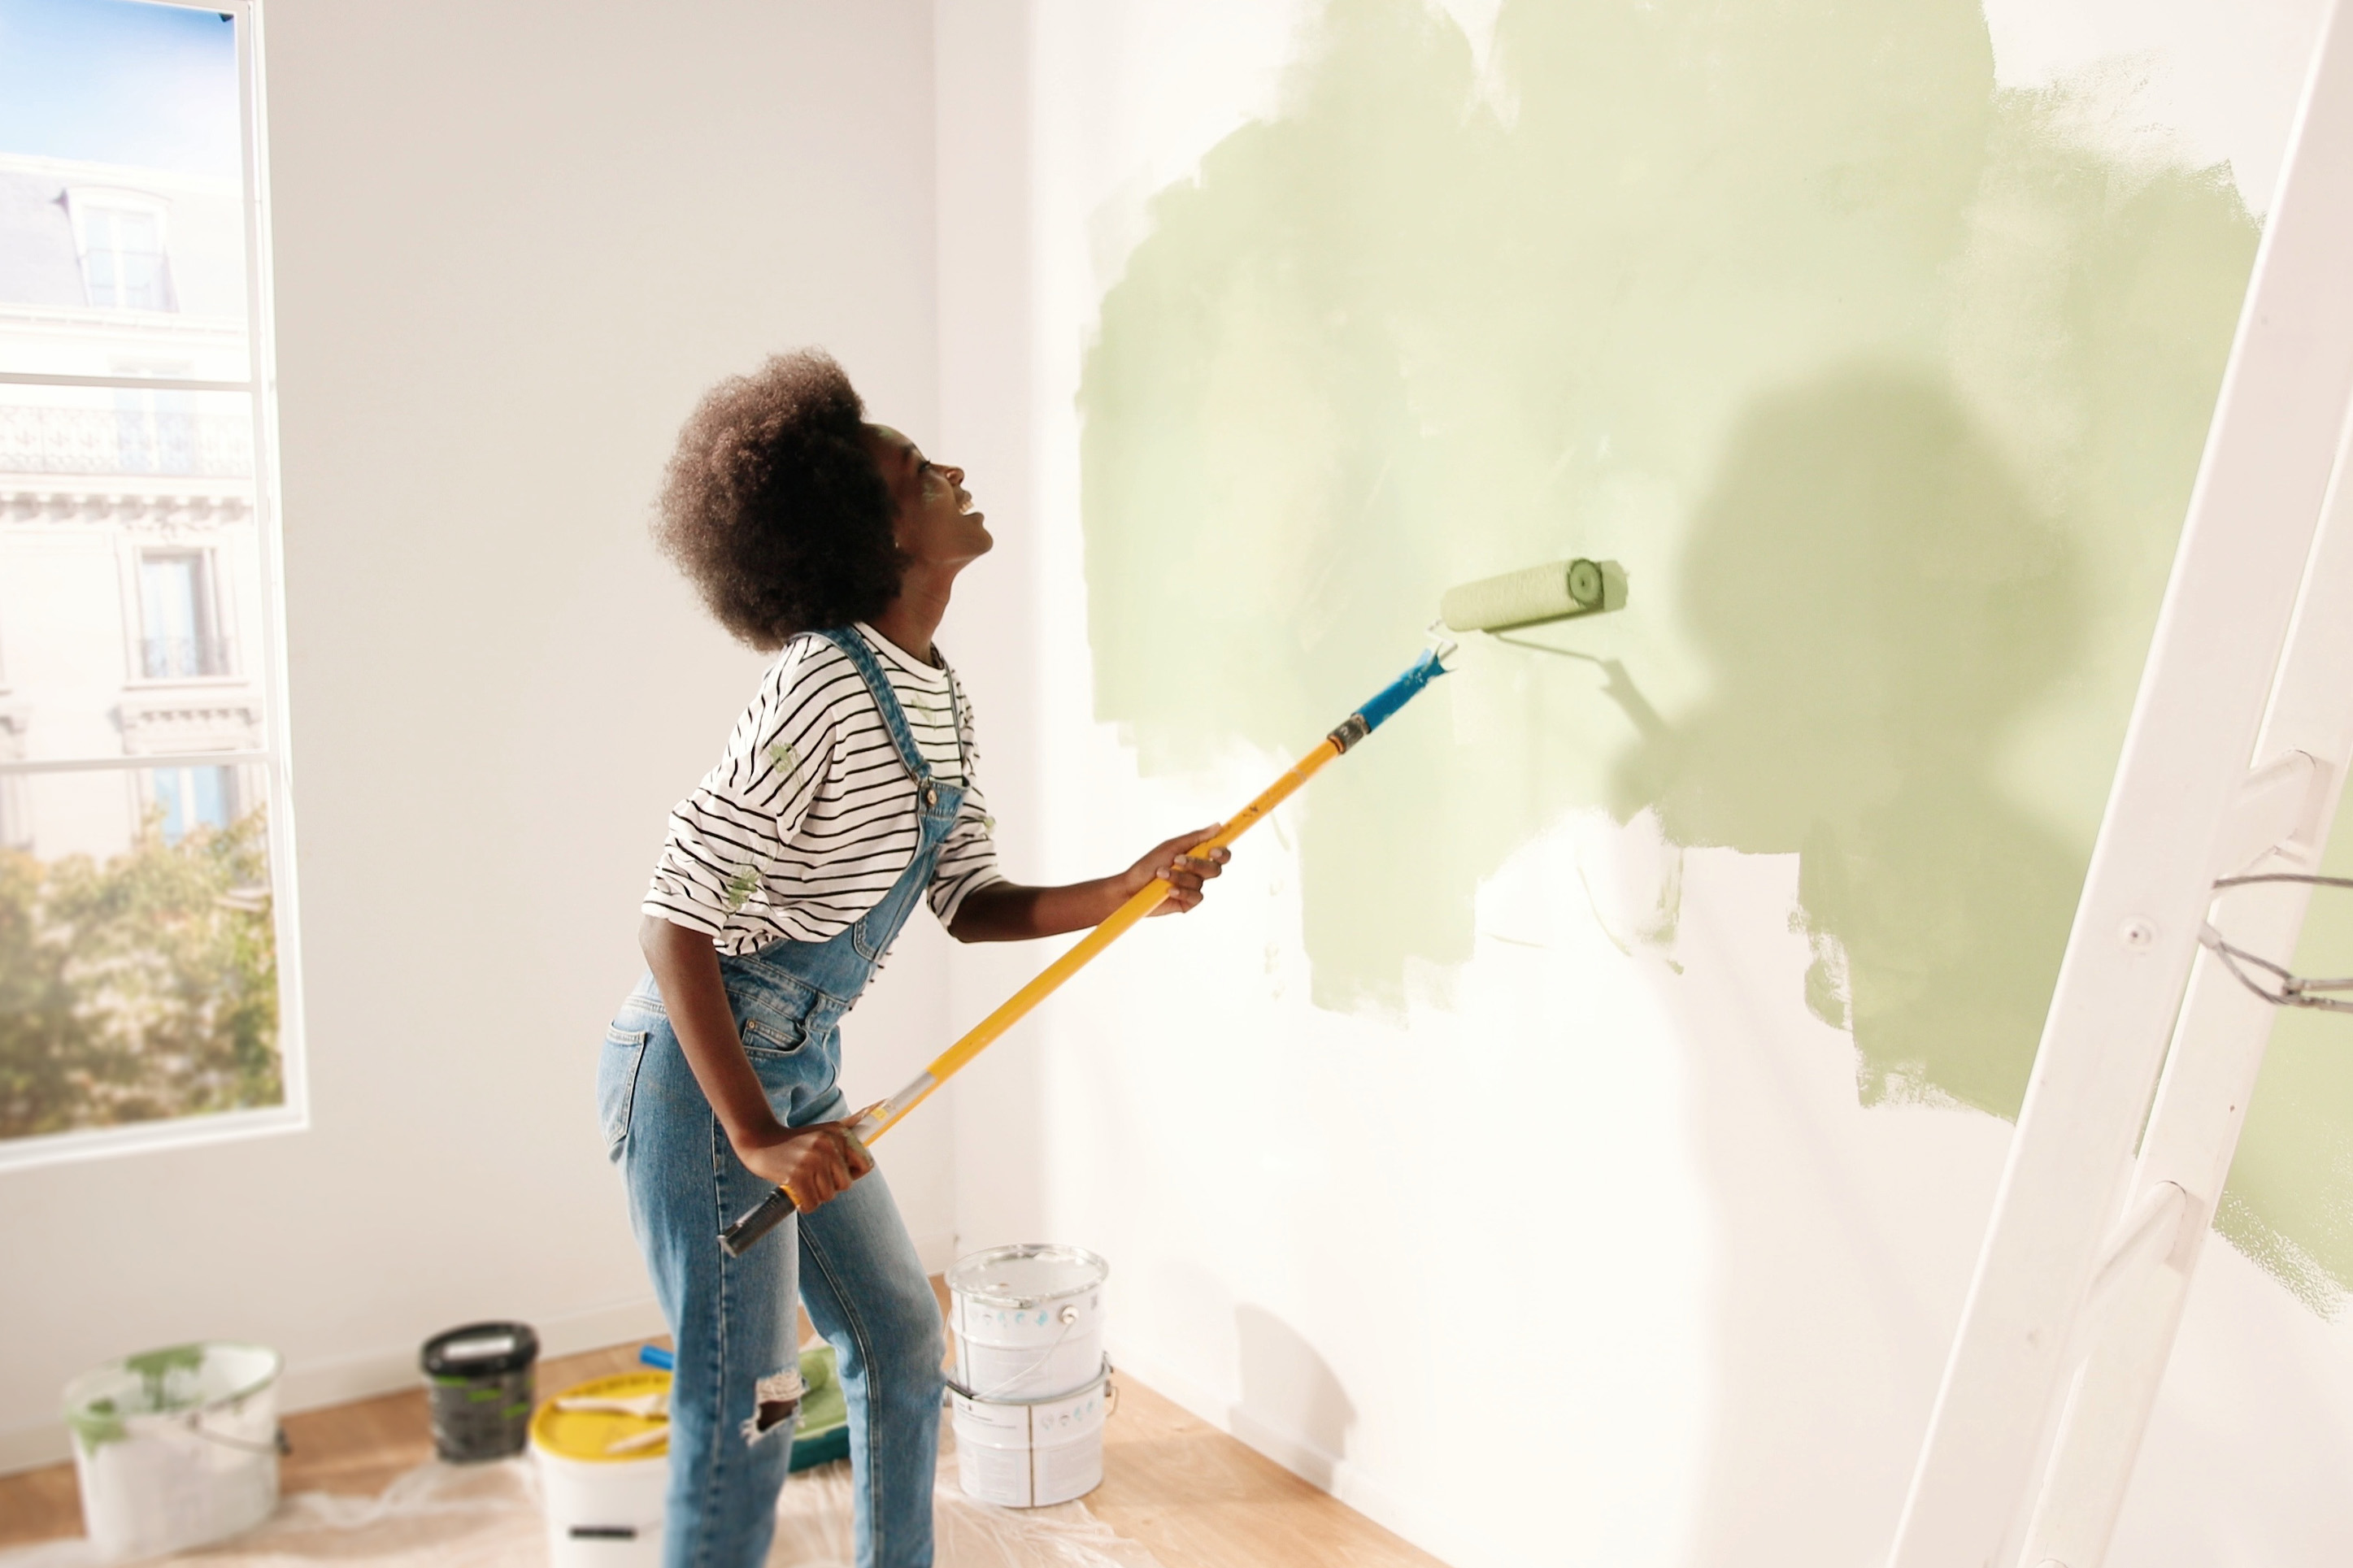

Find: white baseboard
<box><xmin>1103</xmin><ymin>1335</ymin><xmax>1497</xmax><ymax>1568</ymax></box>
<box><xmin>0</xmin><ymin>1296</ymin><xmax>669</xmax><ymax>1479</ymax></box>
<box><xmin>0</xmin><ymin>1422</ymin><xmax>70</xmax><ymax>1475</ymax></box>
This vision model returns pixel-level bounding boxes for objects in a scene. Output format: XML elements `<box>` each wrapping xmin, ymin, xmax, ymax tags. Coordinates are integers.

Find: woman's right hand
<box><xmin>733</xmin><ymin>1119</ymin><xmax>875</xmax><ymax>1210</ymax></box>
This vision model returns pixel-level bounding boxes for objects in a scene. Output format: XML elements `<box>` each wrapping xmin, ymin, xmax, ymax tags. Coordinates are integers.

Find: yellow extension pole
<box><xmin>719</xmin><ymin>641</ymin><xmax>1456</xmax><ymax>1256</ymax></box>
<box><xmin>864</xmin><ymin>734</ymin><xmax>1343</xmax><ymax>1140</ymax></box>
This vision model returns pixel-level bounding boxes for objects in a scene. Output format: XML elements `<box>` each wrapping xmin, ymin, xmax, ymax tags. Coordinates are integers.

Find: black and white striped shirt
<box><xmin>642</xmin><ymin>624</ymin><xmax>1002</xmax><ymax>954</ymax></box>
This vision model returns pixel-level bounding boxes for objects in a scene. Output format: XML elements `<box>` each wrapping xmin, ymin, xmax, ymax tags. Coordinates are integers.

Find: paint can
<box><xmin>950</xmin><ymin>1361</ymin><xmax>1112</xmax><ymax>1509</ymax></box>
<box><xmin>63</xmin><ymin>1341</ymin><xmax>282</xmax><ymax>1561</ymax></box>
<box><xmin>530</xmin><ymin>1370</ymin><xmax>670</xmax><ymax>1567</ymax></box>
<box><xmin>421</xmin><ymin>1321</ymin><xmax>539</xmax><ymax>1463</ymax></box>
<box><xmin>945</xmin><ymin>1244</ymin><xmax>1108</xmax><ymax>1401</ymax></box>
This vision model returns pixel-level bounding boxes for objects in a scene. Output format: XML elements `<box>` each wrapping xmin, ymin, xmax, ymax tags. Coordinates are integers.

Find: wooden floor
<box><xmin>0</xmin><ymin>1296</ymin><xmax>1442</xmax><ymax>1568</ymax></box>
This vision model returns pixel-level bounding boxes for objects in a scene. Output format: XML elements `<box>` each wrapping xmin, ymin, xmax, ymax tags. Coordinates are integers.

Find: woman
<box><xmin>598</xmin><ymin>350</ymin><xmax>1224</xmax><ymax>1568</ymax></box>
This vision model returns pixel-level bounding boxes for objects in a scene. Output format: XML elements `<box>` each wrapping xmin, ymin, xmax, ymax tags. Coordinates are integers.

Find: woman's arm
<box><xmin>638</xmin><ymin>914</ymin><xmax>872</xmax><ymax>1208</ymax></box>
<box><xmin>947</xmin><ymin>826</ymin><xmax>1229</xmax><ymax>942</ymax></box>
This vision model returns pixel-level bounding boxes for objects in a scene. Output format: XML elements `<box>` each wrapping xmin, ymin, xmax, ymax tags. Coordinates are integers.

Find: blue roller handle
<box><xmin>1355</xmin><ymin>649</ymin><xmax>1449</xmax><ymax>736</ymax></box>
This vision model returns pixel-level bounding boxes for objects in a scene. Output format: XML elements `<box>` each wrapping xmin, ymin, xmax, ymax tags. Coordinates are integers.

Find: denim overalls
<box><xmin>598</xmin><ymin>627</ymin><xmax>959</xmax><ymax>1568</ymax></box>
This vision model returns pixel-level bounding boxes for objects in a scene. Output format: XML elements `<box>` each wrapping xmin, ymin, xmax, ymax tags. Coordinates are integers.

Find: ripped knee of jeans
<box><xmin>742</xmin><ymin>1367</ymin><xmax>805</xmax><ymax>1444</ymax></box>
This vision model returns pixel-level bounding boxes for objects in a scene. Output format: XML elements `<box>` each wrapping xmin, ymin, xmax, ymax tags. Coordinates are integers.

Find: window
<box><xmin>151</xmin><ymin>763</ymin><xmax>236</xmax><ymax>843</ymax></box>
<box><xmin>0</xmin><ymin>2</ymin><xmax>296</xmax><ymax>1166</ymax></box>
<box><xmin>73</xmin><ymin>198</ymin><xmax>176</xmax><ymax>311</ymax></box>
<box><xmin>137</xmin><ymin>547</ymin><xmax>232</xmax><ymax>678</ymax></box>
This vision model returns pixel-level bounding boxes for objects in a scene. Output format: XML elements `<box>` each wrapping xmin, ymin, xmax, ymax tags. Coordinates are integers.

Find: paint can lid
<box><xmin>946</xmin><ymin>1243</ymin><xmax>1108</xmax><ymax>1308</ymax></box>
<box><xmin>529</xmin><ymin>1370</ymin><xmax>670</xmax><ymax>1464</ymax></box>
<box><xmin>420</xmin><ymin>1321</ymin><xmax>539</xmax><ymax>1379</ymax></box>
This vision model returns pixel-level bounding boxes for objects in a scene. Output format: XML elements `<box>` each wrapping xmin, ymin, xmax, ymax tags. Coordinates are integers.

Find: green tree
<box><xmin>0</xmin><ymin>809</ymin><xmax>279</xmax><ymax>1140</ymax></box>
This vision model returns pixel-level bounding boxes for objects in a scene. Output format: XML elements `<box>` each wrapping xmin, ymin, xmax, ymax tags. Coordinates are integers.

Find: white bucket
<box><xmin>950</xmin><ymin>1362</ymin><xmax>1111</xmax><ymax>1509</ymax></box>
<box><xmin>63</xmin><ymin>1341</ymin><xmax>281</xmax><ymax>1561</ymax></box>
<box><xmin>946</xmin><ymin>1244</ymin><xmax>1107</xmax><ymax>1401</ymax></box>
<box><xmin>529</xmin><ymin>1371</ymin><xmax>671</xmax><ymax>1567</ymax></box>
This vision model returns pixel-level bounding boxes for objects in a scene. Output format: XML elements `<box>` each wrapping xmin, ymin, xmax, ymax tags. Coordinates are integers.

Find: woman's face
<box><xmin>866</xmin><ymin>423</ymin><xmax>991</xmax><ymax>574</ymax></box>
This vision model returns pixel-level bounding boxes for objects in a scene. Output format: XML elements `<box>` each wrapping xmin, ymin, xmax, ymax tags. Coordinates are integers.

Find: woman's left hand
<box><xmin>1119</xmin><ymin>825</ymin><xmax>1230</xmax><ymax>915</ymax></box>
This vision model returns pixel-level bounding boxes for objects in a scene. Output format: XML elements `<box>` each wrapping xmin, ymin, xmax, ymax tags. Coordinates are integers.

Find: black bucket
<box><xmin>420</xmin><ymin>1322</ymin><xmax>538</xmax><ymax>1463</ymax></box>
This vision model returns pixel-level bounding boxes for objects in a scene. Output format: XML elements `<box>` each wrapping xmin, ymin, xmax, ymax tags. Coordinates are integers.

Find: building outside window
<box><xmin>0</xmin><ymin>0</ymin><xmax>298</xmax><ymax>1164</ymax></box>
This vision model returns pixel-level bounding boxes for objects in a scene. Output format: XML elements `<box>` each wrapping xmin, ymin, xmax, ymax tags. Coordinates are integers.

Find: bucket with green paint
<box><xmin>63</xmin><ymin>1341</ymin><xmax>283</xmax><ymax>1561</ymax></box>
<box><xmin>421</xmin><ymin>1321</ymin><xmax>538</xmax><ymax>1463</ymax></box>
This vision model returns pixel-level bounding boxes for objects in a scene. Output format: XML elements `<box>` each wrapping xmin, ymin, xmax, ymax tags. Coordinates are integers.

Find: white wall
<box><xmin>955</xmin><ymin>4</ymin><xmax>2353</xmax><ymax>1566</ymax></box>
<box><xmin>0</xmin><ymin>0</ymin><xmax>957</xmax><ymax>1470</ymax></box>
<box><xmin>11</xmin><ymin>11</ymin><xmax>2350</xmax><ymax>1566</ymax></box>
<box><xmin>931</xmin><ymin>0</ymin><xmax>1052</xmax><ymax>1256</ymax></box>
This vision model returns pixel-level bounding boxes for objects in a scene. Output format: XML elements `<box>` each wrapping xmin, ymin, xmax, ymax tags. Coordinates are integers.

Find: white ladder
<box><xmin>1887</xmin><ymin>2</ymin><xmax>2353</xmax><ymax>1564</ymax></box>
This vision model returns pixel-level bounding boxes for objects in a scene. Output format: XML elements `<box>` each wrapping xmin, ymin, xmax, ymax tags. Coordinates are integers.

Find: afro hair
<box><xmin>653</xmin><ymin>350</ymin><xmax>902</xmax><ymax>649</ymax></box>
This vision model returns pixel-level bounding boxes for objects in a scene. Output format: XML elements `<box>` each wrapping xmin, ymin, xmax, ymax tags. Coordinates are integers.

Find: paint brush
<box><xmin>719</xmin><ymin>560</ymin><xmax>1629</xmax><ymax>1257</ymax></box>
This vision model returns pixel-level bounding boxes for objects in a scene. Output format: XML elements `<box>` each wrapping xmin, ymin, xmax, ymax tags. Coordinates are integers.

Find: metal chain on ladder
<box><xmin>2202</xmin><ymin>873</ymin><xmax>2353</xmax><ymax>1013</ymax></box>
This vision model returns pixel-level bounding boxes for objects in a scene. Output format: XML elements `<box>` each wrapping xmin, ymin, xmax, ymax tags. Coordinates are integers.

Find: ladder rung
<box><xmin>2208</xmin><ymin>751</ymin><xmax>2325</xmax><ymax>880</ymax></box>
<box><xmin>2077</xmin><ymin>1182</ymin><xmax>2190</xmax><ymax>1352</ymax></box>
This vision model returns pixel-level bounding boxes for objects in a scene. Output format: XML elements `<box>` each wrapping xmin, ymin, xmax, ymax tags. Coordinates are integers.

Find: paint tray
<box><xmin>789</xmin><ymin>1341</ymin><xmax>849</xmax><ymax>1472</ymax></box>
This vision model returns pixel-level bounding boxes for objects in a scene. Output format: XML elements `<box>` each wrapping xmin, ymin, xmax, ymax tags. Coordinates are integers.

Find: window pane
<box><xmin>0</xmin><ymin>2</ymin><xmax>245</xmax><ymax>376</ymax></box>
<box><xmin>137</xmin><ymin>549</ymin><xmax>228</xmax><ymax>679</ymax></box>
<box><xmin>151</xmin><ymin>763</ymin><xmax>237</xmax><ymax>843</ymax></box>
<box><xmin>0</xmin><ymin>5</ymin><xmax>287</xmax><ymax>1158</ymax></box>
<box><xmin>0</xmin><ymin>765</ymin><xmax>281</xmax><ymax>1140</ymax></box>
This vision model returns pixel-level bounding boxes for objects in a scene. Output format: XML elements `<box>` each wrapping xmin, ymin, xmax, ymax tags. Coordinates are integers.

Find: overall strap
<box><xmin>931</xmin><ymin>649</ymin><xmax>973</xmax><ymax>784</ymax></box>
<box><xmin>815</xmin><ymin>626</ymin><xmax>932</xmax><ymax>788</ymax></box>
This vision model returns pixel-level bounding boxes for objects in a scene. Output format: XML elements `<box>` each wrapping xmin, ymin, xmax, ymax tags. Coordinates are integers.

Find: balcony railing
<box><xmin>141</xmin><ymin>636</ymin><xmax>237</xmax><ymax>680</ymax></box>
<box><xmin>0</xmin><ymin>403</ymin><xmax>254</xmax><ymax>479</ymax></box>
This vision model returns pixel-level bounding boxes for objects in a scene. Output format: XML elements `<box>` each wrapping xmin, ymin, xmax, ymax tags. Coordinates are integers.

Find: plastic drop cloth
<box><xmin>0</xmin><ymin>1428</ymin><xmax>1163</xmax><ymax>1568</ymax></box>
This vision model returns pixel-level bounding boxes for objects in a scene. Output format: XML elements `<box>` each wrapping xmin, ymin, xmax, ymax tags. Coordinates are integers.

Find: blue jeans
<box><xmin>600</xmin><ymin>627</ymin><xmax>959</xmax><ymax>1568</ymax></box>
<box><xmin>600</xmin><ymin>984</ymin><xmax>944</xmax><ymax>1568</ymax></box>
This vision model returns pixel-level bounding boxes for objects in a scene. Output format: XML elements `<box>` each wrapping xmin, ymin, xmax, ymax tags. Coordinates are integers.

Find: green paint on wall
<box><xmin>1076</xmin><ymin>0</ymin><xmax>2353</xmax><ymax>1300</ymax></box>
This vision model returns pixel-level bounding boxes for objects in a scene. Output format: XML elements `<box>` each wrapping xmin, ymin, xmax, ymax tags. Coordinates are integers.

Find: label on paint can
<box><xmin>953</xmin><ymin>1332</ymin><xmax>1105</xmax><ymax>1404</ymax></box>
<box><xmin>949</xmin><ymin>1367</ymin><xmax>1109</xmax><ymax>1509</ymax></box>
<box><xmin>439</xmin><ymin>1334</ymin><xmax>518</xmax><ymax>1362</ymax></box>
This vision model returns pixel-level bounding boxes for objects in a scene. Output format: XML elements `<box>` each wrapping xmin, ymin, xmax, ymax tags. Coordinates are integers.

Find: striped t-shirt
<box><xmin>642</xmin><ymin>624</ymin><xmax>1002</xmax><ymax>954</ymax></box>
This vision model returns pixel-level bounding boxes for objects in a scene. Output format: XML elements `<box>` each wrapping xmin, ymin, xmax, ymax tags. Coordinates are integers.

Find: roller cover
<box><xmin>1440</xmin><ymin>558</ymin><xmax>1626</xmax><ymax>632</ymax></box>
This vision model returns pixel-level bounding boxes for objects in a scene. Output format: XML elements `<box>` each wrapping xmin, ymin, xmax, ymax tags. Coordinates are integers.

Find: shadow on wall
<box><xmin>1615</xmin><ymin>367</ymin><xmax>2084</xmax><ymax>1119</ymax></box>
<box><xmin>1072</xmin><ymin>0</ymin><xmax>2330</xmax><ymax>1288</ymax></box>
<box><xmin>1233</xmin><ymin>1305</ymin><xmax>1355</xmax><ymax>1486</ymax></box>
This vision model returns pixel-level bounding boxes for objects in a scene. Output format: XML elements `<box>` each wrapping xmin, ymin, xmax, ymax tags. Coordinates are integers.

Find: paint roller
<box><xmin>1439</xmin><ymin>556</ymin><xmax>1626</xmax><ymax>633</ymax></box>
<box><xmin>718</xmin><ymin>557</ymin><xmax>1629</xmax><ymax>1256</ymax></box>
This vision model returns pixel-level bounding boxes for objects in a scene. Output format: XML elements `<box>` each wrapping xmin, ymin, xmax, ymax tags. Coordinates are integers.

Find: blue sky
<box><xmin>0</xmin><ymin>0</ymin><xmax>237</xmax><ymax>175</ymax></box>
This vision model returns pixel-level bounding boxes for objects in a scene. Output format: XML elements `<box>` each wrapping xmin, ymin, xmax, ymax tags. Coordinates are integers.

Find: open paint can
<box><xmin>531</xmin><ymin>1370</ymin><xmax>670</xmax><ymax>1566</ymax></box>
<box><xmin>950</xmin><ymin>1360</ymin><xmax>1111</xmax><ymax>1509</ymax></box>
<box><xmin>422</xmin><ymin>1322</ymin><xmax>538</xmax><ymax>1463</ymax></box>
<box><xmin>945</xmin><ymin>1244</ymin><xmax>1107</xmax><ymax>1402</ymax></box>
<box><xmin>63</xmin><ymin>1341</ymin><xmax>282</xmax><ymax>1561</ymax></box>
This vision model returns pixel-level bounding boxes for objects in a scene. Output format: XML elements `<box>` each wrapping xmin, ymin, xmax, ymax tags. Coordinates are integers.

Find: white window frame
<box><xmin>0</xmin><ymin>0</ymin><xmax>304</xmax><ymax>1172</ymax></box>
<box><xmin>63</xmin><ymin>187</ymin><xmax>178</xmax><ymax>313</ymax></box>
